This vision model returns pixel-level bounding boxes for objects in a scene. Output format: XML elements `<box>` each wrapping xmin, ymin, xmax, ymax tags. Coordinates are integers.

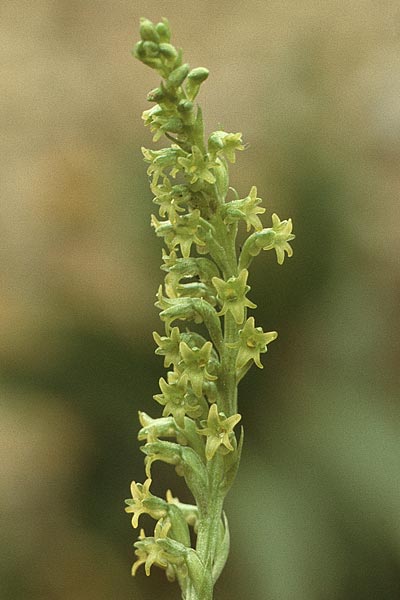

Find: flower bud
<box><xmin>133</xmin><ymin>40</ymin><xmax>146</xmax><ymax>59</ymax></box>
<box><xmin>167</xmin><ymin>63</ymin><xmax>190</xmax><ymax>87</ymax></box>
<box><xmin>159</xmin><ymin>43</ymin><xmax>178</xmax><ymax>60</ymax></box>
<box><xmin>187</xmin><ymin>67</ymin><xmax>209</xmax><ymax>83</ymax></box>
<box><xmin>147</xmin><ymin>87</ymin><xmax>165</xmax><ymax>103</ymax></box>
<box><xmin>142</xmin><ymin>41</ymin><xmax>159</xmax><ymax>58</ymax></box>
<box><xmin>156</xmin><ymin>19</ymin><xmax>171</xmax><ymax>43</ymax></box>
<box><xmin>208</xmin><ymin>132</ymin><xmax>224</xmax><ymax>150</ymax></box>
<box><xmin>140</xmin><ymin>18</ymin><xmax>160</xmax><ymax>43</ymax></box>
<box><xmin>177</xmin><ymin>100</ymin><xmax>193</xmax><ymax>113</ymax></box>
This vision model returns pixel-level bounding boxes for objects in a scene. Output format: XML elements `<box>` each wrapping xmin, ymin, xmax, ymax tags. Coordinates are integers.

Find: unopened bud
<box><xmin>147</xmin><ymin>87</ymin><xmax>164</xmax><ymax>103</ymax></box>
<box><xmin>133</xmin><ymin>40</ymin><xmax>145</xmax><ymax>59</ymax></box>
<box><xmin>159</xmin><ymin>43</ymin><xmax>177</xmax><ymax>60</ymax></box>
<box><xmin>187</xmin><ymin>67</ymin><xmax>209</xmax><ymax>83</ymax></box>
<box><xmin>142</xmin><ymin>41</ymin><xmax>159</xmax><ymax>58</ymax></box>
<box><xmin>168</xmin><ymin>63</ymin><xmax>190</xmax><ymax>87</ymax></box>
<box><xmin>177</xmin><ymin>100</ymin><xmax>193</xmax><ymax>113</ymax></box>
<box><xmin>140</xmin><ymin>18</ymin><xmax>160</xmax><ymax>43</ymax></box>
<box><xmin>156</xmin><ymin>19</ymin><xmax>171</xmax><ymax>43</ymax></box>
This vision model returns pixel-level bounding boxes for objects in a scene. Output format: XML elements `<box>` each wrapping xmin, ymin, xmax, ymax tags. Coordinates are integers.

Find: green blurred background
<box><xmin>1</xmin><ymin>1</ymin><xmax>400</xmax><ymax>598</ymax></box>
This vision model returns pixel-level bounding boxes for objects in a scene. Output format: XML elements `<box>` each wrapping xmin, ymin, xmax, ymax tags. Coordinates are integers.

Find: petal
<box><xmin>206</xmin><ymin>435</ymin><xmax>221</xmax><ymax>460</ymax></box>
<box><xmin>132</xmin><ymin>557</ymin><xmax>146</xmax><ymax>576</ymax></box>
<box><xmin>229</xmin><ymin>302</ymin><xmax>245</xmax><ymax>325</ymax></box>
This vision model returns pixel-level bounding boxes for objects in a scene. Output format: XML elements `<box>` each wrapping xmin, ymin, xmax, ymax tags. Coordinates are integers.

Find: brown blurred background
<box><xmin>1</xmin><ymin>1</ymin><xmax>400</xmax><ymax>598</ymax></box>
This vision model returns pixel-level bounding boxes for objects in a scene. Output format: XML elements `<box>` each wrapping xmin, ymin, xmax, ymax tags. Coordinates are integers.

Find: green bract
<box><xmin>127</xmin><ymin>17</ymin><xmax>295</xmax><ymax>600</ymax></box>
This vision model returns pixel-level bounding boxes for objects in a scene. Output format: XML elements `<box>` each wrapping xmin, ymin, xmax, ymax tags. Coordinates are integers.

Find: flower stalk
<box><xmin>126</xmin><ymin>17</ymin><xmax>294</xmax><ymax>600</ymax></box>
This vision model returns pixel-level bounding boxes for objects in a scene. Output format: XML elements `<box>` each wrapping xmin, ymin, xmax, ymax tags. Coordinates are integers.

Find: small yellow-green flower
<box><xmin>197</xmin><ymin>403</ymin><xmax>241</xmax><ymax>460</ymax></box>
<box><xmin>270</xmin><ymin>213</ymin><xmax>295</xmax><ymax>265</ymax></box>
<box><xmin>142</xmin><ymin>145</ymin><xmax>185</xmax><ymax>183</ymax></box>
<box><xmin>222</xmin><ymin>186</ymin><xmax>265</xmax><ymax>231</ymax></box>
<box><xmin>151</xmin><ymin>210</ymin><xmax>206</xmax><ymax>258</ymax></box>
<box><xmin>153</xmin><ymin>326</ymin><xmax>181</xmax><ymax>368</ymax></box>
<box><xmin>125</xmin><ymin>479</ymin><xmax>166</xmax><ymax>528</ymax></box>
<box><xmin>152</xmin><ymin>178</ymin><xmax>189</xmax><ymax>222</ymax></box>
<box><xmin>208</xmin><ymin>131</ymin><xmax>245</xmax><ymax>163</ymax></box>
<box><xmin>236</xmin><ymin>317</ymin><xmax>278</xmax><ymax>370</ymax></box>
<box><xmin>178</xmin><ymin>145</ymin><xmax>218</xmax><ymax>185</ymax></box>
<box><xmin>178</xmin><ymin>340</ymin><xmax>217</xmax><ymax>397</ymax></box>
<box><xmin>154</xmin><ymin>371</ymin><xmax>204</xmax><ymax>427</ymax></box>
<box><xmin>132</xmin><ymin>519</ymin><xmax>175</xmax><ymax>578</ymax></box>
<box><xmin>212</xmin><ymin>269</ymin><xmax>256</xmax><ymax>324</ymax></box>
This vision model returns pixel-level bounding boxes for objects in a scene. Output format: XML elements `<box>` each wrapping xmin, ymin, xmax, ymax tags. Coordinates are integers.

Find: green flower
<box><xmin>197</xmin><ymin>404</ymin><xmax>241</xmax><ymax>460</ymax></box>
<box><xmin>212</xmin><ymin>269</ymin><xmax>256</xmax><ymax>324</ymax></box>
<box><xmin>151</xmin><ymin>210</ymin><xmax>206</xmax><ymax>258</ymax></box>
<box><xmin>154</xmin><ymin>371</ymin><xmax>204</xmax><ymax>427</ymax></box>
<box><xmin>138</xmin><ymin>412</ymin><xmax>181</xmax><ymax>444</ymax></box>
<box><xmin>152</xmin><ymin>178</ymin><xmax>190</xmax><ymax>222</ymax></box>
<box><xmin>153</xmin><ymin>326</ymin><xmax>181</xmax><ymax>368</ymax></box>
<box><xmin>142</xmin><ymin>104</ymin><xmax>185</xmax><ymax>142</ymax></box>
<box><xmin>178</xmin><ymin>146</ymin><xmax>218</xmax><ymax>185</ymax></box>
<box><xmin>208</xmin><ymin>131</ymin><xmax>245</xmax><ymax>163</ymax></box>
<box><xmin>125</xmin><ymin>479</ymin><xmax>167</xmax><ymax>528</ymax></box>
<box><xmin>161</xmin><ymin>249</ymin><xmax>179</xmax><ymax>271</ymax></box>
<box><xmin>270</xmin><ymin>213</ymin><xmax>295</xmax><ymax>265</ymax></box>
<box><xmin>142</xmin><ymin>145</ymin><xmax>186</xmax><ymax>184</ymax></box>
<box><xmin>165</xmin><ymin>271</ymin><xmax>216</xmax><ymax>304</ymax></box>
<box><xmin>185</xmin><ymin>67</ymin><xmax>209</xmax><ymax>101</ymax></box>
<box><xmin>178</xmin><ymin>341</ymin><xmax>217</xmax><ymax>397</ymax></box>
<box><xmin>222</xmin><ymin>186</ymin><xmax>265</xmax><ymax>231</ymax></box>
<box><xmin>236</xmin><ymin>317</ymin><xmax>278</xmax><ymax>370</ymax></box>
<box><xmin>132</xmin><ymin>519</ymin><xmax>183</xmax><ymax>581</ymax></box>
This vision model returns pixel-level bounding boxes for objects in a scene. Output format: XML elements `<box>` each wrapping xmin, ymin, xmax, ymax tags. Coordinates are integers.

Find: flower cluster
<box><xmin>127</xmin><ymin>17</ymin><xmax>294</xmax><ymax>600</ymax></box>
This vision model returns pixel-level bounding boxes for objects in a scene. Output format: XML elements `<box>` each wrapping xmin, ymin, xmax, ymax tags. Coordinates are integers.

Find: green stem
<box><xmin>183</xmin><ymin>212</ymin><xmax>239</xmax><ymax>600</ymax></box>
<box><xmin>190</xmin><ymin>454</ymin><xmax>225</xmax><ymax>600</ymax></box>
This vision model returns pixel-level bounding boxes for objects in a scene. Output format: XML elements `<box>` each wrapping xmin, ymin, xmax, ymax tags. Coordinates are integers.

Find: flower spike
<box><xmin>128</xmin><ymin>17</ymin><xmax>295</xmax><ymax>599</ymax></box>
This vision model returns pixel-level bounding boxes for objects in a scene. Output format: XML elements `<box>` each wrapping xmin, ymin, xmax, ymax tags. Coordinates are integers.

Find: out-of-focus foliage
<box><xmin>1</xmin><ymin>1</ymin><xmax>399</xmax><ymax>599</ymax></box>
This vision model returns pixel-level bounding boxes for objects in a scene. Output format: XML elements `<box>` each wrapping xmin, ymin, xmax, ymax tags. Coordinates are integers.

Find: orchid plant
<box><xmin>125</xmin><ymin>17</ymin><xmax>294</xmax><ymax>600</ymax></box>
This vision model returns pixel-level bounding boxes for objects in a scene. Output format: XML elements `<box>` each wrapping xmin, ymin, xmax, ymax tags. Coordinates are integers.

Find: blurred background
<box><xmin>1</xmin><ymin>1</ymin><xmax>400</xmax><ymax>598</ymax></box>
